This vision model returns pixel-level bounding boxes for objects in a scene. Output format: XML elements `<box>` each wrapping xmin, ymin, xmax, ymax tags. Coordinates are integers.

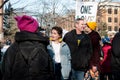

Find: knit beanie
<box><xmin>102</xmin><ymin>37</ymin><xmax>111</xmax><ymax>44</ymax></box>
<box><xmin>86</xmin><ymin>22</ymin><xmax>97</xmax><ymax>30</ymax></box>
<box><xmin>14</xmin><ymin>15</ymin><xmax>39</xmax><ymax>32</ymax></box>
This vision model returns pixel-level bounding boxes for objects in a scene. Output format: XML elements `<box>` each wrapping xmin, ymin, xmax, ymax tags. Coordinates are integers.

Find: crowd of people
<box><xmin>0</xmin><ymin>14</ymin><xmax>120</xmax><ymax>80</ymax></box>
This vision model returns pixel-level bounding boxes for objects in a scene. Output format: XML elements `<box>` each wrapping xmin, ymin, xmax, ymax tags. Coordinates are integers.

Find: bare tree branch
<box><xmin>11</xmin><ymin>0</ymin><xmax>21</xmax><ymax>5</ymax></box>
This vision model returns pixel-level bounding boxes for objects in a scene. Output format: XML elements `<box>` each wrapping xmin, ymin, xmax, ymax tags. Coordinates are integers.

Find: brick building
<box><xmin>98</xmin><ymin>2</ymin><xmax>120</xmax><ymax>32</ymax></box>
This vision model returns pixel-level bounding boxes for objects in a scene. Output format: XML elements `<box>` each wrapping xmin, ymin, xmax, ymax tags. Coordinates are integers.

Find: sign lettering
<box><xmin>76</xmin><ymin>2</ymin><xmax>98</xmax><ymax>22</ymax></box>
<box><xmin>80</xmin><ymin>5</ymin><xmax>93</xmax><ymax>14</ymax></box>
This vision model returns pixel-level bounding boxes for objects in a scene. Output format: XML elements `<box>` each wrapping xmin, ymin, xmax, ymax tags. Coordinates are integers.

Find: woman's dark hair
<box><xmin>51</xmin><ymin>26</ymin><xmax>63</xmax><ymax>38</ymax></box>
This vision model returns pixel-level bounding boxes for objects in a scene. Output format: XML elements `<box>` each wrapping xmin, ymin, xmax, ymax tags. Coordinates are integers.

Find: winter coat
<box><xmin>88</xmin><ymin>31</ymin><xmax>101</xmax><ymax>71</ymax></box>
<box><xmin>2</xmin><ymin>31</ymin><xmax>54</xmax><ymax>80</ymax></box>
<box><xmin>47</xmin><ymin>41</ymin><xmax>71</xmax><ymax>79</ymax></box>
<box><xmin>111</xmin><ymin>32</ymin><xmax>120</xmax><ymax>72</ymax></box>
<box><xmin>100</xmin><ymin>43</ymin><xmax>112</xmax><ymax>73</ymax></box>
<box><xmin>63</xmin><ymin>29</ymin><xmax>93</xmax><ymax>71</ymax></box>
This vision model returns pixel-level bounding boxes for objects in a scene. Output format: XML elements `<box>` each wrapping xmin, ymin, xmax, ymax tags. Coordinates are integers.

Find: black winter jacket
<box><xmin>111</xmin><ymin>32</ymin><xmax>120</xmax><ymax>72</ymax></box>
<box><xmin>63</xmin><ymin>30</ymin><xmax>93</xmax><ymax>71</ymax></box>
<box><xmin>2</xmin><ymin>31</ymin><xmax>54</xmax><ymax>80</ymax></box>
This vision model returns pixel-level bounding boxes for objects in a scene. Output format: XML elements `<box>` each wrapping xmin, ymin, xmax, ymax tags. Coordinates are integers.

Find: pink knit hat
<box><xmin>14</xmin><ymin>15</ymin><xmax>39</xmax><ymax>32</ymax></box>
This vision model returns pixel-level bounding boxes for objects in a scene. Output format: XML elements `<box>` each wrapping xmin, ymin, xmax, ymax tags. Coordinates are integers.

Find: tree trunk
<box><xmin>0</xmin><ymin>0</ymin><xmax>4</xmax><ymax>41</ymax></box>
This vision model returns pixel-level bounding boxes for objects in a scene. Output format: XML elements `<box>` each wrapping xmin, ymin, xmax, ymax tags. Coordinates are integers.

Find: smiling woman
<box><xmin>47</xmin><ymin>26</ymin><xmax>71</xmax><ymax>80</ymax></box>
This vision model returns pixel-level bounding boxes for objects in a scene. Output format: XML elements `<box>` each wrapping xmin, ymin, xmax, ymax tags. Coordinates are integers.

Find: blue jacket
<box><xmin>47</xmin><ymin>41</ymin><xmax>71</xmax><ymax>79</ymax></box>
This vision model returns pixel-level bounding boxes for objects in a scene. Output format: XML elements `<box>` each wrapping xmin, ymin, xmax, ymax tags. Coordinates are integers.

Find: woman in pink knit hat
<box><xmin>2</xmin><ymin>15</ymin><xmax>55</xmax><ymax>80</ymax></box>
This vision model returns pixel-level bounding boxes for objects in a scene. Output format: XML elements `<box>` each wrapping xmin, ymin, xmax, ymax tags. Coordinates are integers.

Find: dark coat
<box><xmin>88</xmin><ymin>31</ymin><xmax>101</xmax><ymax>71</ymax></box>
<box><xmin>63</xmin><ymin>29</ymin><xmax>93</xmax><ymax>71</ymax></box>
<box><xmin>2</xmin><ymin>31</ymin><xmax>54</xmax><ymax>80</ymax></box>
<box><xmin>111</xmin><ymin>32</ymin><xmax>120</xmax><ymax>72</ymax></box>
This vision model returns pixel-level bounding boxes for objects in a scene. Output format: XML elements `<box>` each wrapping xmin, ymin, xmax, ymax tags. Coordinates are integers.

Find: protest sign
<box><xmin>76</xmin><ymin>2</ymin><xmax>98</xmax><ymax>22</ymax></box>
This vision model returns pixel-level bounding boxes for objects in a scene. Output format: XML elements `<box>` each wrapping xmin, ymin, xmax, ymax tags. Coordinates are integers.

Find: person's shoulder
<box><xmin>91</xmin><ymin>31</ymin><xmax>101</xmax><ymax>39</ymax></box>
<box><xmin>61</xmin><ymin>41</ymin><xmax>68</xmax><ymax>47</ymax></box>
<box><xmin>65</xmin><ymin>29</ymin><xmax>75</xmax><ymax>36</ymax></box>
<box><xmin>115</xmin><ymin>32</ymin><xmax>120</xmax><ymax>37</ymax></box>
<box><xmin>112</xmin><ymin>32</ymin><xmax>120</xmax><ymax>41</ymax></box>
<box><xmin>6</xmin><ymin>42</ymin><xmax>20</xmax><ymax>53</ymax></box>
<box><xmin>61</xmin><ymin>41</ymin><xmax>70</xmax><ymax>51</ymax></box>
<box><xmin>92</xmin><ymin>30</ymin><xmax>100</xmax><ymax>36</ymax></box>
<box><xmin>82</xmin><ymin>32</ymin><xmax>90</xmax><ymax>38</ymax></box>
<box><xmin>2</xmin><ymin>43</ymin><xmax>17</xmax><ymax>58</ymax></box>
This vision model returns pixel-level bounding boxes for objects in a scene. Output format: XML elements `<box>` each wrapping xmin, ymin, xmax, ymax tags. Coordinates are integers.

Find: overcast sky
<box><xmin>9</xmin><ymin>0</ymin><xmax>120</xmax><ymax>9</ymax></box>
<box><xmin>7</xmin><ymin>0</ymin><xmax>120</xmax><ymax>15</ymax></box>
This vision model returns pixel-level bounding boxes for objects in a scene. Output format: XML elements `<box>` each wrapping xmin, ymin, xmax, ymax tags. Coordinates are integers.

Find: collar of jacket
<box><xmin>15</xmin><ymin>31</ymin><xmax>49</xmax><ymax>42</ymax></box>
<box><xmin>49</xmin><ymin>41</ymin><xmax>66</xmax><ymax>47</ymax></box>
<box><xmin>70</xmin><ymin>29</ymin><xmax>85</xmax><ymax>35</ymax></box>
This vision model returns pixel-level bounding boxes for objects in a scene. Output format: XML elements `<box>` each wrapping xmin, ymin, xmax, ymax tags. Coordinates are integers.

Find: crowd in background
<box><xmin>0</xmin><ymin>15</ymin><xmax>120</xmax><ymax>80</ymax></box>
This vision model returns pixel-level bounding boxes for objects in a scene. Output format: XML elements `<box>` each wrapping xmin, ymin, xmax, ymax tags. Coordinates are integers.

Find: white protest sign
<box><xmin>76</xmin><ymin>2</ymin><xmax>98</xmax><ymax>22</ymax></box>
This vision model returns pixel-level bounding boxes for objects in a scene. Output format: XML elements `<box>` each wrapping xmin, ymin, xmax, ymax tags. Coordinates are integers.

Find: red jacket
<box><xmin>100</xmin><ymin>44</ymin><xmax>112</xmax><ymax>73</ymax></box>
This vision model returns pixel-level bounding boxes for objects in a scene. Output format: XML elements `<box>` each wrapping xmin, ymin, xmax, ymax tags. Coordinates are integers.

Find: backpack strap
<box><xmin>13</xmin><ymin>42</ymin><xmax>55</xmax><ymax>79</ymax></box>
<box><xmin>19</xmin><ymin>44</ymin><xmax>42</xmax><ymax>65</ymax></box>
<box><xmin>27</xmin><ymin>46</ymin><xmax>40</xmax><ymax>65</ymax></box>
<box><xmin>13</xmin><ymin>42</ymin><xmax>41</xmax><ymax>65</ymax></box>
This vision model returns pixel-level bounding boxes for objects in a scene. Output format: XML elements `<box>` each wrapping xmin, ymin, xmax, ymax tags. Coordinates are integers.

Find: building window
<box><xmin>108</xmin><ymin>8</ymin><xmax>112</xmax><ymax>14</ymax></box>
<box><xmin>114</xmin><ymin>9</ymin><xmax>118</xmax><ymax>14</ymax></box>
<box><xmin>108</xmin><ymin>17</ymin><xmax>112</xmax><ymax>22</ymax></box>
<box><xmin>114</xmin><ymin>18</ymin><xmax>118</xmax><ymax>23</ymax></box>
<box><xmin>114</xmin><ymin>26</ymin><xmax>118</xmax><ymax>31</ymax></box>
<box><xmin>108</xmin><ymin>26</ymin><xmax>111</xmax><ymax>31</ymax></box>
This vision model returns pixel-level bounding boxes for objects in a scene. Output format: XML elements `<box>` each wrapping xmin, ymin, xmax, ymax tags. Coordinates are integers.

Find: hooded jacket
<box><xmin>2</xmin><ymin>31</ymin><xmax>54</xmax><ymax>80</ymax></box>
